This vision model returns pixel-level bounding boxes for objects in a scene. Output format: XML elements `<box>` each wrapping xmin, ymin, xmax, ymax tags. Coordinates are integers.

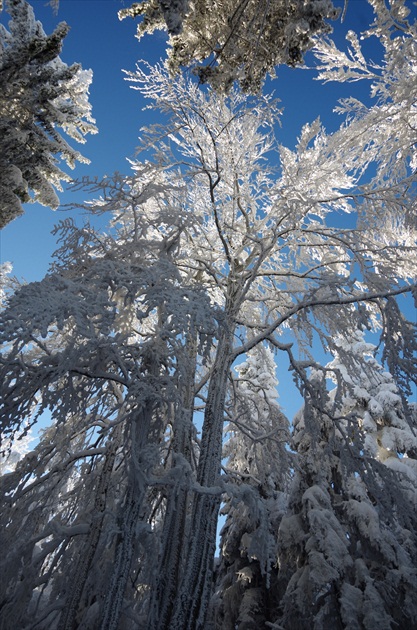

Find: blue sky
<box><xmin>1</xmin><ymin>0</ymin><xmax>415</xmax><ymax>419</ymax></box>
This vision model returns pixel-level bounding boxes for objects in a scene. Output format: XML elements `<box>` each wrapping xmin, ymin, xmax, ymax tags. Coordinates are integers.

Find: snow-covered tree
<box><xmin>312</xmin><ymin>0</ymin><xmax>416</xmax><ymax>231</ymax></box>
<box><xmin>119</xmin><ymin>0</ymin><xmax>339</xmax><ymax>91</ymax></box>
<box><xmin>0</xmin><ymin>0</ymin><xmax>97</xmax><ymax>228</ymax></box>
<box><xmin>275</xmin><ymin>333</ymin><xmax>417</xmax><ymax>629</ymax></box>
<box><xmin>0</xmin><ymin>167</ymin><xmax>215</xmax><ymax>628</ymax></box>
<box><xmin>212</xmin><ymin>344</ymin><xmax>290</xmax><ymax>629</ymax></box>
<box><xmin>1</xmin><ymin>1</ymin><xmax>416</xmax><ymax>627</ymax></box>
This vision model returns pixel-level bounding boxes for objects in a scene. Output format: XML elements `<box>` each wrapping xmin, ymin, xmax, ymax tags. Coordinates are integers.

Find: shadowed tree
<box><xmin>275</xmin><ymin>335</ymin><xmax>417</xmax><ymax>629</ymax></box>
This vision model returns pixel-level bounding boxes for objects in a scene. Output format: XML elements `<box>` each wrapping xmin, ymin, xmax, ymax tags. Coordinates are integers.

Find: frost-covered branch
<box><xmin>0</xmin><ymin>0</ymin><xmax>97</xmax><ymax>227</ymax></box>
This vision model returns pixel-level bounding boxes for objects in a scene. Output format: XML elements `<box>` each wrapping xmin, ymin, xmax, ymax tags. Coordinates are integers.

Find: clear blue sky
<box><xmin>1</xmin><ymin>0</ymin><xmax>414</xmax><ymax>418</ymax></box>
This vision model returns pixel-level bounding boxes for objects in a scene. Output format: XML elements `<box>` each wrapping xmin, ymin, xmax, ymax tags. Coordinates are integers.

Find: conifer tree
<box><xmin>119</xmin><ymin>0</ymin><xmax>339</xmax><ymax>92</ymax></box>
<box><xmin>275</xmin><ymin>336</ymin><xmax>417</xmax><ymax>629</ymax></box>
<box><xmin>0</xmin><ymin>0</ymin><xmax>96</xmax><ymax>228</ymax></box>
<box><xmin>213</xmin><ymin>344</ymin><xmax>290</xmax><ymax>629</ymax></box>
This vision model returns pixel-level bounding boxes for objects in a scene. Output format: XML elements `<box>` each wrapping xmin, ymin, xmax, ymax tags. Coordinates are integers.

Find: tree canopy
<box><xmin>119</xmin><ymin>0</ymin><xmax>340</xmax><ymax>91</ymax></box>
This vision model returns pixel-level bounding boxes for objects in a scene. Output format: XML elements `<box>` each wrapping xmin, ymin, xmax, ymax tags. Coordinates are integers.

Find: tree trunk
<box><xmin>58</xmin><ymin>427</ymin><xmax>122</xmax><ymax>630</ymax></box>
<box><xmin>169</xmin><ymin>326</ymin><xmax>233</xmax><ymax>629</ymax></box>
<box><xmin>149</xmin><ymin>336</ymin><xmax>198</xmax><ymax>629</ymax></box>
<box><xmin>99</xmin><ymin>400</ymin><xmax>156</xmax><ymax>630</ymax></box>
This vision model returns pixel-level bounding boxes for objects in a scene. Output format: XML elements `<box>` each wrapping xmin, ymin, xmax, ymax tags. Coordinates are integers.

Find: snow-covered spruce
<box><xmin>0</xmin><ymin>0</ymin><xmax>97</xmax><ymax>228</ymax></box>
